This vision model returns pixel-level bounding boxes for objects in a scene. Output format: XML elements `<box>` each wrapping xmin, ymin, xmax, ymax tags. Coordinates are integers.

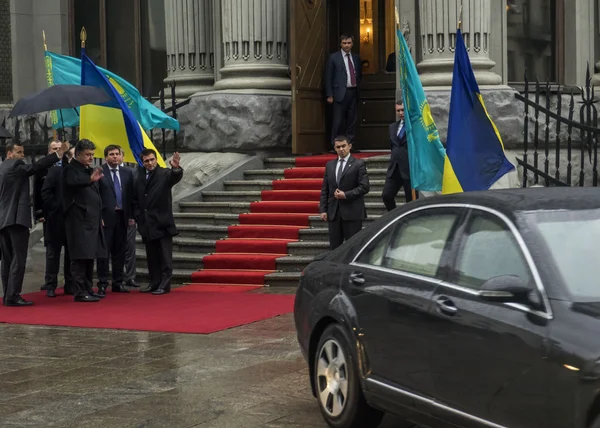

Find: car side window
<box><xmin>455</xmin><ymin>212</ymin><xmax>533</xmax><ymax>290</ymax></box>
<box><xmin>356</xmin><ymin>210</ymin><xmax>458</xmax><ymax>279</ymax></box>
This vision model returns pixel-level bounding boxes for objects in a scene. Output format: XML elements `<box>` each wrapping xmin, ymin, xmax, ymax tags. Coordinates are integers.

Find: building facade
<box><xmin>2</xmin><ymin>0</ymin><xmax>600</xmax><ymax>154</ymax></box>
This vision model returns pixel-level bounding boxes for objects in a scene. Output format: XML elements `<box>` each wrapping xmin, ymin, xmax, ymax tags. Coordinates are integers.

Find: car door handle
<box><xmin>435</xmin><ymin>296</ymin><xmax>458</xmax><ymax>316</ymax></box>
<box><xmin>350</xmin><ymin>272</ymin><xmax>365</xmax><ymax>285</ymax></box>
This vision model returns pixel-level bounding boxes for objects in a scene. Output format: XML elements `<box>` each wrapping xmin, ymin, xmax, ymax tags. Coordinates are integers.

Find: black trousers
<box><xmin>44</xmin><ymin>242</ymin><xmax>72</xmax><ymax>292</ymax></box>
<box><xmin>71</xmin><ymin>259</ymin><xmax>94</xmax><ymax>297</ymax></box>
<box><xmin>145</xmin><ymin>236</ymin><xmax>173</xmax><ymax>291</ymax></box>
<box><xmin>0</xmin><ymin>225</ymin><xmax>30</xmax><ymax>303</ymax></box>
<box><xmin>97</xmin><ymin>211</ymin><xmax>126</xmax><ymax>287</ymax></box>
<box><xmin>328</xmin><ymin>215</ymin><xmax>362</xmax><ymax>251</ymax></box>
<box><xmin>331</xmin><ymin>88</ymin><xmax>358</xmax><ymax>145</ymax></box>
<box><xmin>382</xmin><ymin>167</ymin><xmax>413</xmax><ymax>212</ymax></box>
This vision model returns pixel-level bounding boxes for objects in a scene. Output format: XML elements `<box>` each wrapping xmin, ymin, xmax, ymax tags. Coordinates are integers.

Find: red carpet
<box><xmin>238</xmin><ymin>213</ymin><xmax>310</xmax><ymax>226</ymax></box>
<box><xmin>215</xmin><ymin>239</ymin><xmax>292</xmax><ymax>254</ymax></box>
<box><xmin>189</xmin><ymin>153</ymin><xmax>385</xmax><ymax>289</ymax></box>
<box><xmin>227</xmin><ymin>225</ymin><xmax>305</xmax><ymax>239</ymax></box>
<box><xmin>179</xmin><ymin>285</ymin><xmax>263</xmax><ymax>293</ymax></box>
<box><xmin>0</xmin><ymin>288</ymin><xmax>294</xmax><ymax>334</ymax></box>
<box><xmin>272</xmin><ymin>179</ymin><xmax>322</xmax><ymax>190</ymax></box>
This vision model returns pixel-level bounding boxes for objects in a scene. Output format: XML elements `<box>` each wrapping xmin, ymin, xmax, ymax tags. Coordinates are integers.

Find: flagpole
<box><xmin>43</xmin><ymin>30</ymin><xmax>61</xmax><ymax>141</ymax></box>
<box><xmin>458</xmin><ymin>0</ymin><xmax>463</xmax><ymax>30</ymax></box>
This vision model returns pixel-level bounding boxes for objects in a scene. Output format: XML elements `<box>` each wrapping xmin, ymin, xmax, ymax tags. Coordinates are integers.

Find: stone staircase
<box><xmin>135</xmin><ymin>155</ymin><xmax>400</xmax><ymax>288</ymax></box>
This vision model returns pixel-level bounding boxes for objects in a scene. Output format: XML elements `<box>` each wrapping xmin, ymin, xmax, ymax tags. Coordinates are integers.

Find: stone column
<box><xmin>592</xmin><ymin>0</ymin><xmax>600</xmax><ymax>86</ymax></box>
<box><xmin>213</xmin><ymin>0</ymin><xmax>289</xmax><ymax>91</ymax></box>
<box><xmin>417</xmin><ymin>0</ymin><xmax>502</xmax><ymax>87</ymax></box>
<box><xmin>164</xmin><ymin>0</ymin><xmax>215</xmax><ymax>98</ymax></box>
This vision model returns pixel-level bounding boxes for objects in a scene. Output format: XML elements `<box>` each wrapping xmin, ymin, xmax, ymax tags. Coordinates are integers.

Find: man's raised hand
<box><xmin>90</xmin><ymin>167</ymin><xmax>104</xmax><ymax>183</ymax></box>
<box><xmin>170</xmin><ymin>152</ymin><xmax>181</xmax><ymax>169</ymax></box>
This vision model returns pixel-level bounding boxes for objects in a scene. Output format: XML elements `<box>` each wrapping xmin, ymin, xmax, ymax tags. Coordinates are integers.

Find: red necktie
<box><xmin>347</xmin><ymin>54</ymin><xmax>356</xmax><ymax>87</ymax></box>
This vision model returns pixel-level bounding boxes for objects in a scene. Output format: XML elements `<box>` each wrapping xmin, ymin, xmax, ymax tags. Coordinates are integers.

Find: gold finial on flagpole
<box><xmin>395</xmin><ymin>6</ymin><xmax>400</xmax><ymax>30</ymax></box>
<box><xmin>42</xmin><ymin>30</ymin><xmax>47</xmax><ymax>51</ymax></box>
<box><xmin>458</xmin><ymin>0</ymin><xmax>464</xmax><ymax>30</ymax></box>
<box><xmin>80</xmin><ymin>27</ymin><xmax>87</xmax><ymax>48</ymax></box>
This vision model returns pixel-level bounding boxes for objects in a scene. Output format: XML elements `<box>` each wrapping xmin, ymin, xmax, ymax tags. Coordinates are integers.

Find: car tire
<box><xmin>314</xmin><ymin>324</ymin><xmax>384</xmax><ymax>428</ymax></box>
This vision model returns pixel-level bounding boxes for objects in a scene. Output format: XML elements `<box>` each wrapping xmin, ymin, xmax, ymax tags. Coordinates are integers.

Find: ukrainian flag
<box><xmin>396</xmin><ymin>30</ymin><xmax>446</xmax><ymax>192</ymax></box>
<box><xmin>44</xmin><ymin>50</ymin><xmax>179</xmax><ymax>133</ymax></box>
<box><xmin>442</xmin><ymin>29</ymin><xmax>514</xmax><ymax>194</ymax></box>
<box><xmin>79</xmin><ymin>53</ymin><xmax>166</xmax><ymax>167</ymax></box>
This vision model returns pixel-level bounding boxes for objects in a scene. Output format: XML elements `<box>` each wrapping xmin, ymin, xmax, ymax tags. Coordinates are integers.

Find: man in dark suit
<box><xmin>0</xmin><ymin>141</ymin><xmax>69</xmax><ymax>306</ymax></box>
<box><xmin>63</xmin><ymin>139</ymin><xmax>106</xmax><ymax>303</ymax></box>
<box><xmin>40</xmin><ymin>147</ymin><xmax>75</xmax><ymax>297</ymax></box>
<box><xmin>134</xmin><ymin>149</ymin><xmax>183</xmax><ymax>295</ymax></box>
<box><xmin>382</xmin><ymin>101</ymin><xmax>413</xmax><ymax>211</ymax></box>
<box><xmin>325</xmin><ymin>34</ymin><xmax>362</xmax><ymax>146</ymax></box>
<box><xmin>33</xmin><ymin>140</ymin><xmax>63</xmax><ymax>225</ymax></box>
<box><xmin>97</xmin><ymin>144</ymin><xmax>135</xmax><ymax>295</ymax></box>
<box><xmin>319</xmin><ymin>136</ymin><xmax>370</xmax><ymax>250</ymax></box>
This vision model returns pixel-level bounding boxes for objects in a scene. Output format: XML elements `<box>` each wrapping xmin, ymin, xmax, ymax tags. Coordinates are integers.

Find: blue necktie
<box><xmin>398</xmin><ymin>122</ymin><xmax>405</xmax><ymax>140</ymax></box>
<box><xmin>112</xmin><ymin>169</ymin><xmax>123</xmax><ymax>209</ymax></box>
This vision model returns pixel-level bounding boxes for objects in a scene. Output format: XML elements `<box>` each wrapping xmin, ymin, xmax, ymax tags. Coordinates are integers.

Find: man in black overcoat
<box><xmin>63</xmin><ymin>139</ymin><xmax>106</xmax><ymax>303</ymax></box>
<box><xmin>0</xmin><ymin>141</ymin><xmax>69</xmax><ymax>306</ymax></box>
<box><xmin>97</xmin><ymin>144</ymin><xmax>135</xmax><ymax>295</ymax></box>
<box><xmin>33</xmin><ymin>140</ymin><xmax>63</xmax><ymax>225</ymax></box>
<box><xmin>319</xmin><ymin>136</ymin><xmax>370</xmax><ymax>250</ymax></box>
<box><xmin>40</xmin><ymin>147</ymin><xmax>75</xmax><ymax>297</ymax></box>
<box><xmin>382</xmin><ymin>101</ymin><xmax>413</xmax><ymax>211</ymax></box>
<box><xmin>134</xmin><ymin>149</ymin><xmax>183</xmax><ymax>295</ymax></box>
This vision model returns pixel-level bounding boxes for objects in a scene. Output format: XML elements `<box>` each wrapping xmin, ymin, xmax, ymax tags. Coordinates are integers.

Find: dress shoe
<box><xmin>126</xmin><ymin>280</ymin><xmax>141</xmax><ymax>288</ymax></box>
<box><xmin>111</xmin><ymin>285</ymin><xmax>130</xmax><ymax>293</ymax></box>
<box><xmin>74</xmin><ymin>295</ymin><xmax>101</xmax><ymax>302</ymax></box>
<box><xmin>5</xmin><ymin>298</ymin><xmax>34</xmax><ymax>307</ymax></box>
<box><xmin>140</xmin><ymin>286</ymin><xmax>158</xmax><ymax>293</ymax></box>
<box><xmin>151</xmin><ymin>288</ymin><xmax>170</xmax><ymax>295</ymax></box>
<box><xmin>97</xmin><ymin>286</ymin><xmax>106</xmax><ymax>296</ymax></box>
<box><xmin>46</xmin><ymin>290</ymin><xmax>57</xmax><ymax>298</ymax></box>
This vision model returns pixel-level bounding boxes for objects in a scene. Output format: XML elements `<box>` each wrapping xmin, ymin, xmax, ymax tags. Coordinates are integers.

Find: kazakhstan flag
<box><xmin>397</xmin><ymin>30</ymin><xmax>446</xmax><ymax>192</ymax></box>
<box><xmin>44</xmin><ymin>51</ymin><xmax>179</xmax><ymax>132</ymax></box>
<box><xmin>442</xmin><ymin>29</ymin><xmax>514</xmax><ymax>194</ymax></box>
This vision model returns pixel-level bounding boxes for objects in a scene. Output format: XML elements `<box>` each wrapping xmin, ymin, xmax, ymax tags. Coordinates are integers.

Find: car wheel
<box><xmin>314</xmin><ymin>324</ymin><xmax>384</xmax><ymax>428</ymax></box>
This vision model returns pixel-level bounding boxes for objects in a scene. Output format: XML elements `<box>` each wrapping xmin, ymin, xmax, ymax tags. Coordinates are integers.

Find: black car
<box><xmin>294</xmin><ymin>187</ymin><xmax>600</xmax><ymax>428</ymax></box>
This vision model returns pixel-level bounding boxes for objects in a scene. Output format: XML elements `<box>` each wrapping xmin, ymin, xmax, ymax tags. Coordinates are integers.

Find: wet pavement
<box><xmin>0</xmin><ymin>242</ymin><xmax>411</xmax><ymax>427</ymax></box>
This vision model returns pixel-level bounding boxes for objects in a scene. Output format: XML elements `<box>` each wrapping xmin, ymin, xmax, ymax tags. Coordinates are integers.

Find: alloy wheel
<box><xmin>316</xmin><ymin>338</ymin><xmax>349</xmax><ymax>417</ymax></box>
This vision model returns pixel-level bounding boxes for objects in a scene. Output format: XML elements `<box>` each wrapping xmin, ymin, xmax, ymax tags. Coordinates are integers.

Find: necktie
<box><xmin>112</xmin><ymin>169</ymin><xmax>123</xmax><ymax>209</ymax></box>
<box><xmin>336</xmin><ymin>159</ymin><xmax>345</xmax><ymax>184</ymax></box>
<box><xmin>146</xmin><ymin>171</ymin><xmax>150</xmax><ymax>181</ymax></box>
<box><xmin>346</xmin><ymin>54</ymin><xmax>356</xmax><ymax>87</ymax></box>
<box><xmin>398</xmin><ymin>122</ymin><xmax>405</xmax><ymax>140</ymax></box>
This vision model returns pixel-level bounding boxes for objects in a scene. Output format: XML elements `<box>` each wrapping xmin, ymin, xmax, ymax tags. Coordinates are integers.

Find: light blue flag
<box><xmin>396</xmin><ymin>30</ymin><xmax>446</xmax><ymax>192</ymax></box>
<box><xmin>44</xmin><ymin>51</ymin><xmax>180</xmax><ymax>132</ymax></box>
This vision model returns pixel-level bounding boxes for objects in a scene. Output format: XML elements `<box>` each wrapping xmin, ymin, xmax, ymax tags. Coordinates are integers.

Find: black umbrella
<box><xmin>8</xmin><ymin>84</ymin><xmax>111</xmax><ymax>118</ymax></box>
<box><xmin>0</xmin><ymin>126</ymin><xmax>11</xmax><ymax>139</ymax></box>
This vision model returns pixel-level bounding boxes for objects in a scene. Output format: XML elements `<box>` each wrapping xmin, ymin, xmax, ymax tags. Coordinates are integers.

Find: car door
<box><xmin>428</xmin><ymin>207</ymin><xmax>551</xmax><ymax>428</ymax></box>
<box><xmin>343</xmin><ymin>206</ymin><xmax>466</xmax><ymax>408</ymax></box>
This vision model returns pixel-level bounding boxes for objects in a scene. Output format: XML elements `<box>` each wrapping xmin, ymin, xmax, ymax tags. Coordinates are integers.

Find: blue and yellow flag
<box><xmin>397</xmin><ymin>30</ymin><xmax>446</xmax><ymax>192</ymax></box>
<box><xmin>44</xmin><ymin>50</ymin><xmax>179</xmax><ymax>132</ymax></box>
<box><xmin>442</xmin><ymin>30</ymin><xmax>514</xmax><ymax>194</ymax></box>
<box><xmin>79</xmin><ymin>53</ymin><xmax>166</xmax><ymax>167</ymax></box>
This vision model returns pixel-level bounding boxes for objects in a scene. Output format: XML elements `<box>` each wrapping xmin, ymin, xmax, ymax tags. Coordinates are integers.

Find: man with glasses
<box><xmin>382</xmin><ymin>101</ymin><xmax>413</xmax><ymax>211</ymax></box>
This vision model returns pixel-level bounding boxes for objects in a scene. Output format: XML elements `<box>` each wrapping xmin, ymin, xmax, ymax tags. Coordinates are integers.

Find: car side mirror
<box><xmin>479</xmin><ymin>276</ymin><xmax>534</xmax><ymax>304</ymax></box>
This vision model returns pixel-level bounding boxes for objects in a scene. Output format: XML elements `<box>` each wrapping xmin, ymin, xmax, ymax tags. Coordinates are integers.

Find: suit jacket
<box><xmin>325</xmin><ymin>51</ymin><xmax>362</xmax><ymax>103</ymax></box>
<box><xmin>319</xmin><ymin>156</ymin><xmax>370</xmax><ymax>221</ymax></box>
<box><xmin>41</xmin><ymin>162</ymin><xmax>68</xmax><ymax>246</ymax></box>
<box><xmin>98</xmin><ymin>163</ymin><xmax>134</xmax><ymax>231</ymax></box>
<box><xmin>388</xmin><ymin>120</ymin><xmax>411</xmax><ymax>181</ymax></box>
<box><xmin>133</xmin><ymin>165</ymin><xmax>183</xmax><ymax>241</ymax></box>
<box><xmin>62</xmin><ymin>159</ymin><xmax>106</xmax><ymax>260</ymax></box>
<box><xmin>0</xmin><ymin>153</ymin><xmax>60</xmax><ymax>231</ymax></box>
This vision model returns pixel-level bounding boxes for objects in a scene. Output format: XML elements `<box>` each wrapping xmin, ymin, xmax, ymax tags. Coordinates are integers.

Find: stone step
<box><xmin>243</xmin><ymin>168</ymin><xmax>388</xmax><ymax>181</ymax></box>
<box><xmin>265</xmin><ymin>271</ymin><xmax>302</xmax><ymax>288</ymax></box>
<box><xmin>200</xmin><ymin>190</ymin><xmax>401</xmax><ymax>203</ymax></box>
<box><xmin>223</xmin><ymin>179</ymin><xmax>386</xmax><ymax>192</ymax></box>
<box><xmin>135</xmin><ymin>251</ymin><xmax>314</xmax><ymax>273</ymax></box>
<box><xmin>263</xmin><ymin>156</ymin><xmax>391</xmax><ymax>170</ymax></box>
<box><xmin>179</xmin><ymin>201</ymin><xmax>389</xmax><ymax>216</ymax></box>
<box><xmin>135</xmin><ymin>236</ymin><xmax>331</xmax><ymax>257</ymax></box>
<box><xmin>172</xmin><ymin>212</ymin><xmax>382</xmax><ymax>228</ymax></box>
<box><xmin>173</xmin><ymin>224</ymin><xmax>331</xmax><ymax>242</ymax></box>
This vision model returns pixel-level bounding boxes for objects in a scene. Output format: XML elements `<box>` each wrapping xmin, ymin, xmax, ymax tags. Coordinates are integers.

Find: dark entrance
<box><xmin>327</xmin><ymin>0</ymin><xmax>397</xmax><ymax>150</ymax></box>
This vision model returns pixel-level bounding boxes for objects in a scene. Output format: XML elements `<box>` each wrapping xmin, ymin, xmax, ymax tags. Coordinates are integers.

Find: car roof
<box><xmin>416</xmin><ymin>187</ymin><xmax>600</xmax><ymax>215</ymax></box>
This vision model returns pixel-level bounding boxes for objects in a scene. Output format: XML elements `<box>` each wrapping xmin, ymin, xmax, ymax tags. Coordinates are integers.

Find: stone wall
<box><xmin>0</xmin><ymin>0</ymin><xmax>13</xmax><ymax>103</ymax></box>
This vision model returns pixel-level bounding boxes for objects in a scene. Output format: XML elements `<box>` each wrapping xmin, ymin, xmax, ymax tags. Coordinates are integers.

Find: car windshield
<box><xmin>526</xmin><ymin>209</ymin><xmax>600</xmax><ymax>301</ymax></box>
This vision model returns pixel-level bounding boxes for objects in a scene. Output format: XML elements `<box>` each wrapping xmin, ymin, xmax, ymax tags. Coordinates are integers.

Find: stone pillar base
<box><xmin>213</xmin><ymin>64</ymin><xmax>291</xmax><ymax>91</ymax></box>
<box><xmin>418</xmin><ymin>58</ymin><xmax>502</xmax><ymax>87</ymax></box>
<box><xmin>164</xmin><ymin>74</ymin><xmax>214</xmax><ymax>99</ymax></box>
<box><xmin>176</xmin><ymin>92</ymin><xmax>292</xmax><ymax>155</ymax></box>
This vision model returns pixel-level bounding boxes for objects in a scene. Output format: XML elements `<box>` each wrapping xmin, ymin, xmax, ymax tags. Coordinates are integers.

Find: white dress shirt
<box><xmin>342</xmin><ymin>50</ymin><xmax>356</xmax><ymax>88</ymax></box>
